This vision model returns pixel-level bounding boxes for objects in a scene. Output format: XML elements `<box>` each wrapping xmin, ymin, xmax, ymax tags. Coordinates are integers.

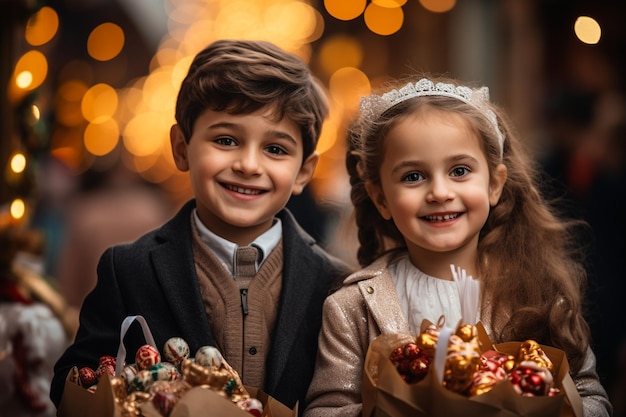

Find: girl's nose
<box><xmin>426</xmin><ymin>177</ymin><xmax>454</xmax><ymax>202</ymax></box>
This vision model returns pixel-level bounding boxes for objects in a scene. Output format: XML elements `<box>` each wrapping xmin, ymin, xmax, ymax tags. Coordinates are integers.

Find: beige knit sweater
<box><xmin>191</xmin><ymin>223</ymin><xmax>283</xmax><ymax>389</ymax></box>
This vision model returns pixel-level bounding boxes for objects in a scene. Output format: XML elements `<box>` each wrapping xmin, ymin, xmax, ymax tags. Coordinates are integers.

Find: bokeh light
<box><xmin>419</xmin><ymin>0</ymin><xmax>456</xmax><ymax>13</ymax></box>
<box><xmin>25</xmin><ymin>6</ymin><xmax>59</xmax><ymax>46</ymax></box>
<box><xmin>373</xmin><ymin>0</ymin><xmax>408</xmax><ymax>7</ymax></box>
<box><xmin>364</xmin><ymin>2</ymin><xmax>404</xmax><ymax>36</ymax></box>
<box><xmin>324</xmin><ymin>0</ymin><xmax>366</xmax><ymax>21</ymax></box>
<box><xmin>10</xmin><ymin>153</ymin><xmax>27</xmax><ymax>174</ymax></box>
<box><xmin>81</xmin><ymin>83</ymin><xmax>119</xmax><ymax>123</ymax></box>
<box><xmin>574</xmin><ymin>16</ymin><xmax>601</xmax><ymax>44</ymax></box>
<box><xmin>317</xmin><ymin>35</ymin><xmax>363</xmax><ymax>77</ymax></box>
<box><xmin>84</xmin><ymin>119</ymin><xmax>120</xmax><ymax>156</ymax></box>
<box><xmin>56</xmin><ymin>80</ymin><xmax>89</xmax><ymax>127</ymax></box>
<box><xmin>87</xmin><ymin>22</ymin><xmax>125</xmax><ymax>61</ymax></box>
<box><xmin>12</xmin><ymin>50</ymin><xmax>48</xmax><ymax>92</ymax></box>
<box><xmin>10</xmin><ymin>199</ymin><xmax>26</xmax><ymax>220</ymax></box>
<box><xmin>328</xmin><ymin>67</ymin><xmax>371</xmax><ymax>111</ymax></box>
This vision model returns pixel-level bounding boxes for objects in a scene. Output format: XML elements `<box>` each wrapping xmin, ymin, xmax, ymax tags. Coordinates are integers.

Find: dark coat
<box><xmin>50</xmin><ymin>199</ymin><xmax>350</xmax><ymax>414</ymax></box>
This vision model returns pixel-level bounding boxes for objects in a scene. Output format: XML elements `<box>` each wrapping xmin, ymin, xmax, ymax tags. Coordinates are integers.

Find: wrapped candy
<box><xmin>442</xmin><ymin>325</ymin><xmax>481</xmax><ymax>394</ymax></box>
<box><xmin>78</xmin><ymin>367</ymin><xmax>97</xmax><ymax>387</ymax></box>
<box><xmin>237</xmin><ymin>397</ymin><xmax>264</xmax><ymax>417</ymax></box>
<box><xmin>163</xmin><ymin>337</ymin><xmax>190</xmax><ymax>368</ymax></box>
<box><xmin>391</xmin><ymin>322</ymin><xmax>560</xmax><ymax>400</ymax></box>
<box><xmin>120</xmin><ymin>364</ymin><xmax>138</xmax><ymax>383</ymax></box>
<box><xmin>135</xmin><ymin>344</ymin><xmax>161</xmax><ymax>370</ymax></box>
<box><xmin>195</xmin><ymin>345</ymin><xmax>223</xmax><ymax>368</ymax></box>
<box><xmin>69</xmin><ymin>332</ymin><xmax>269</xmax><ymax>417</ymax></box>
<box><xmin>468</xmin><ymin>350</ymin><xmax>513</xmax><ymax>395</ymax></box>
<box><xmin>96</xmin><ymin>363</ymin><xmax>115</xmax><ymax>380</ymax></box>
<box><xmin>518</xmin><ymin>340</ymin><xmax>554</xmax><ymax>373</ymax></box>
<box><xmin>98</xmin><ymin>355</ymin><xmax>116</xmax><ymax>368</ymax></box>
<box><xmin>389</xmin><ymin>342</ymin><xmax>431</xmax><ymax>384</ymax></box>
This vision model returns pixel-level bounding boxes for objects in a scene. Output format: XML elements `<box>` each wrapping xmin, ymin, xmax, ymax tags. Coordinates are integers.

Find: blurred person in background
<box><xmin>540</xmin><ymin>87</ymin><xmax>626</xmax><ymax>416</ymax></box>
<box><xmin>0</xmin><ymin>215</ymin><xmax>76</xmax><ymax>417</ymax></box>
<box><xmin>53</xmin><ymin>158</ymin><xmax>176</xmax><ymax>309</ymax></box>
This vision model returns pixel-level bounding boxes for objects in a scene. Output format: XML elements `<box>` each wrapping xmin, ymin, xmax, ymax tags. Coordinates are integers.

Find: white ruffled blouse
<box><xmin>388</xmin><ymin>253</ymin><xmax>463</xmax><ymax>335</ymax></box>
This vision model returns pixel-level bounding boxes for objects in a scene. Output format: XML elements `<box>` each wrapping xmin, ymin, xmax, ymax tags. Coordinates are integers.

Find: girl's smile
<box><xmin>366</xmin><ymin>107</ymin><xmax>506</xmax><ymax>276</ymax></box>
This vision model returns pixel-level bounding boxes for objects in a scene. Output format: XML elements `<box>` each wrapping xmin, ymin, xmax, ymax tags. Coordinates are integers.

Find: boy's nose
<box><xmin>233</xmin><ymin>148</ymin><xmax>262</xmax><ymax>175</ymax></box>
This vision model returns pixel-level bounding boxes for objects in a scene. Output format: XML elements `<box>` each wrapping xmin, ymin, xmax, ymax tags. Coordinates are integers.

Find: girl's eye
<box><xmin>451</xmin><ymin>166</ymin><xmax>470</xmax><ymax>177</ymax></box>
<box><xmin>265</xmin><ymin>145</ymin><xmax>288</xmax><ymax>155</ymax></box>
<box><xmin>215</xmin><ymin>137</ymin><xmax>236</xmax><ymax>146</ymax></box>
<box><xmin>402</xmin><ymin>172</ymin><xmax>424</xmax><ymax>183</ymax></box>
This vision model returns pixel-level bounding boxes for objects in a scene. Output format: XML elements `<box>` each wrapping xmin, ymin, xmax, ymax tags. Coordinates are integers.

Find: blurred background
<box><xmin>1</xmin><ymin>0</ymin><xmax>624</xmax><ymax>415</ymax></box>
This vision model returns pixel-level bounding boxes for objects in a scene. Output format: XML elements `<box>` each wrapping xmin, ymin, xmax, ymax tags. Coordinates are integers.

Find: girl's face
<box><xmin>366</xmin><ymin>108</ymin><xmax>507</xmax><ymax>277</ymax></box>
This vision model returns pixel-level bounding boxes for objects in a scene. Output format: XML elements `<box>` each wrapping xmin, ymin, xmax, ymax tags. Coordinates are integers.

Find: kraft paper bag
<box><xmin>362</xmin><ymin>323</ymin><xmax>583</xmax><ymax>417</ymax></box>
<box><xmin>57</xmin><ymin>315</ymin><xmax>297</xmax><ymax>417</ymax></box>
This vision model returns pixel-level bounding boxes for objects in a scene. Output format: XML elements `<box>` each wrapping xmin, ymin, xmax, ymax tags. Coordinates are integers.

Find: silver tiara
<box><xmin>359</xmin><ymin>78</ymin><xmax>504</xmax><ymax>156</ymax></box>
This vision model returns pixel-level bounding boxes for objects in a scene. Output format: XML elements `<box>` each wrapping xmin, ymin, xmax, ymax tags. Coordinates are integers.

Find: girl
<box><xmin>304</xmin><ymin>76</ymin><xmax>611</xmax><ymax>416</ymax></box>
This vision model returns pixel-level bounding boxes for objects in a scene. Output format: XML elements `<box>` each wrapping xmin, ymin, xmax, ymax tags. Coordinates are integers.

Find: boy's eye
<box><xmin>265</xmin><ymin>145</ymin><xmax>288</xmax><ymax>155</ymax></box>
<box><xmin>450</xmin><ymin>166</ymin><xmax>470</xmax><ymax>177</ymax></box>
<box><xmin>402</xmin><ymin>172</ymin><xmax>424</xmax><ymax>183</ymax></box>
<box><xmin>215</xmin><ymin>137</ymin><xmax>236</xmax><ymax>146</ymax></box>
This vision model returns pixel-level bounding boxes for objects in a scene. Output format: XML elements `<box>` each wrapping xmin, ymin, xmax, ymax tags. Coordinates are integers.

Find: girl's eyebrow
<box><xmin>390</xmin><ymin>154</ymin><xmax>480</xmax><ymax>175</ymax></box>
<box><xmin>391</xmin><ymin>160</ymin><xmax>423</xmax><ymax>175</ymax></box>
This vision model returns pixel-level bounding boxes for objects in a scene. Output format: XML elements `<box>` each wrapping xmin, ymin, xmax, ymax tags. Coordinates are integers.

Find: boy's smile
<box><xmin>171</xmin><ymin>107</ymin><xmax>318</xmax><ymax>245</ymax></box>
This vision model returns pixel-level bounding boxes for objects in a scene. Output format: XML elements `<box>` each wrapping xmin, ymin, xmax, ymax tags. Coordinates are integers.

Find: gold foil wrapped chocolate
<box><xmin>442</xmin><ymin>325</ymin><xmax>481</xmax><ymax>394</ymax></box>
<box><xmin>518</xmin><ymin>340</ymin><xmax>554</xmax><ymax>374</ymax></box>
<box><xmin>393</xmin><ymin>321</ymin><xmax>559</xmax><ymax>400</ymax></box>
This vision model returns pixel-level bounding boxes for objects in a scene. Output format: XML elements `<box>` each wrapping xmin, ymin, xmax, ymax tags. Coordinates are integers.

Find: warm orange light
<box><xmin>25</xmin><ymin>6</ymin><xmax>59</xmax><ymax>46</ymax></box>
<box><xmin>324</xmin><ymin>0</ymin><xmax>366</xmax><ymax>21</ymax></box>
<box><xmin>328</xmin><ymin>67</ymin><xmax>371</xmax><ymax>111</ymax></box>
<box><xmin>13</xmin><ymin>51</ymin><xmax>48</xmax><ymax>91</ymax></box>
<box><xmin>81</xmin><ymin>83</ymin><xmax>118</xmax><ymax>123</ymax></box>
<box><xmin>364</xmin><ymin>3</ymin><xmax>404</xmax><ymax>36</ymax></box>
<box><xmin>10</xmin><ymin>199</ymin><xmax>26</xmax><ymax>220</ymax></box>
<box><xmin>419</xmin><ymin>0</ymin><xmax>456</xmax><ymax>13</ymax></box>
<box><xmin>318</xmin><ymin>35</ymin><xmax>363</xmax><ymax>77</ymax></box>
<box><xmin>10</xmin><ymin>153</ymin><xmax>27</xmax><ymax>173</ymax></box>
<box><xmin>87</xmin><ymin>22</ymin><xmax>125</xmax><ymax>61</ymax></box>
<box><xmin>574</xmin><ymin>16</ymin><xmax>601</xmax><ymax>44</ymax></box>
<box><xmin>84</xmin><ymin>119</ymin><xmax>120</xmax><ymax>156</ymax></box>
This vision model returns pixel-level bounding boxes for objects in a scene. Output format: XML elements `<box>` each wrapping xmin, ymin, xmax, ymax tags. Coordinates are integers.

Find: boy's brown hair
<box><xmin>174</xmin><ymin>39</ymin><xmax>328</xmax><ymax>159</ymax></box>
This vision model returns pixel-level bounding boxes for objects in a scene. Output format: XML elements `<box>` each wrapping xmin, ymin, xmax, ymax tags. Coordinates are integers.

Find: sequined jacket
<box><xmin>304</xmin><ymin>252</ymin><xmax>613</xmax><ymax>417</ymax></box>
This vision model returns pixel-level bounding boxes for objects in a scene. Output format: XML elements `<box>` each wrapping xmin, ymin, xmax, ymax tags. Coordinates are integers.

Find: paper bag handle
<box><xmin>114</xmin><ymin>315</ymin><xmax>157</xmax><ymax>376</ymax></box>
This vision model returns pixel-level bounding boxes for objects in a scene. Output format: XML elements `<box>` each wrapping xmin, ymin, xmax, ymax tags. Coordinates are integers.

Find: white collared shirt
<box><xmin>192</xmin><ymin>209</ymin><xmax>282</xmax><ymax>276</ymax></box>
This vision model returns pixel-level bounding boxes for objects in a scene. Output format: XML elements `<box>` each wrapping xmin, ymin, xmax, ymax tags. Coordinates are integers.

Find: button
<box><xmin>367</xmin><ymin>286</ymin><xmax>374</xmax><ymax>294</ymax></box>
<box><xmin>249</xmin><ymin>347</ymin><xmax>257</xmax><ymax>355</ymax></box>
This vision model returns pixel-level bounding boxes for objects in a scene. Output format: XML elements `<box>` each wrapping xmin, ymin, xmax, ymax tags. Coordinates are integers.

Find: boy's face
<box><xmin>171</xmin><ymin>107</ymin><xmax>318</xmax><ymax>246</ymax></box>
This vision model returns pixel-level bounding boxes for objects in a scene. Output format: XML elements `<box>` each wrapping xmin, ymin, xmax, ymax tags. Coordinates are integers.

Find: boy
<box><xmin>50</xmin><ymin>39</ymin><xmax>351</xmax><ymax>413</ymax></box>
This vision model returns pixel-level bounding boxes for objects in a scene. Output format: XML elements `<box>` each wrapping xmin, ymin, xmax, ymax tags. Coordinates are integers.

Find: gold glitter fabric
<box><xmin>304</xmin><ymin>252</ymin><xmax>413</xmax><ymax>417</ymax></box>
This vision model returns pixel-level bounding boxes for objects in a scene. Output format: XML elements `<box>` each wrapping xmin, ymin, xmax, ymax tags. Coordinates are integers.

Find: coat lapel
<box><xmin>264</xmin><ymin>209</ymin><xmax>320</xmax><ymax>392</ymax></box>
<box><xmin>151</xmin><ymin>200</ymin><xmax>215</xmax><ymax>347</ymax></box>
<box><xmin>348</xmin><ymin>253</ymin><xmax>410</xmax><ymax>335</ymax></box>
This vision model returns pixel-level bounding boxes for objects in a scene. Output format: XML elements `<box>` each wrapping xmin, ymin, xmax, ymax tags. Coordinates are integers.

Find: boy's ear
<box><xmin>365</xmin><ymin>182</ymin><xmax>392</xmax><ymax>220</ymax></box>
<box><xmin>170</xmin><ymin>124</ymin><xmax>189</xmax><ymax>172</ymax></box>
<box><xmin>291</xmin><ymin>152</ymin><xmax>319</xmax><ymax>195</ymax></box>
<box><xmin>489</xmin><ymin>163</ymin><xmax>508</xmax><ymax>206</ymax></box>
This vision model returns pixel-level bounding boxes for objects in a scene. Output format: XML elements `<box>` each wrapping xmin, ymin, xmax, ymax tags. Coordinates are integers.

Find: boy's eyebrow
<box><xmin>207</xmin><ymin>121</ymin><xmax>298</xmax><ymax>144</ymax></box>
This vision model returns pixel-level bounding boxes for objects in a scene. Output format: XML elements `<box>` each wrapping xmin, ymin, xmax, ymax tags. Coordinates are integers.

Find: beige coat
<box><xmin>304</xmin><ymin>252</ymin><xmax>612</xmax><ymax>417</ymax></box>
